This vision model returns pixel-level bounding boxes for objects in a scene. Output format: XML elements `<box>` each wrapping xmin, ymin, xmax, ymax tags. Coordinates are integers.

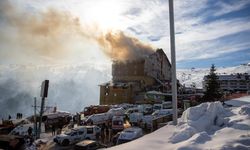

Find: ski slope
<box><xmin>177</xmin><ymin>64</ymin><xmax>250</xmax><ymax>88</ymax></box>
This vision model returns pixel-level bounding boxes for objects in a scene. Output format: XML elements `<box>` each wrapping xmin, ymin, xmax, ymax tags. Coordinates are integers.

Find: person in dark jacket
<box><xmin>28</xmin><ymin>127</ymin><xmax>33</xmax><ymax>136</ymax></box>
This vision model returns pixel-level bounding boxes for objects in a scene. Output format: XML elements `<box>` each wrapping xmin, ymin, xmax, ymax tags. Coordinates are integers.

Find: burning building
<box><xmin>99</xmin><ymin>49</ymin><xmax>171</xmax><ymax>105</ymax></box>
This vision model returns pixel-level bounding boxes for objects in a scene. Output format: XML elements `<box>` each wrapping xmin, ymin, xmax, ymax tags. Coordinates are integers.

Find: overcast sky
<box><xmin>0</xmin><ymin>0</ymin><xmax>250</xmax><ymax>68</ymax></box>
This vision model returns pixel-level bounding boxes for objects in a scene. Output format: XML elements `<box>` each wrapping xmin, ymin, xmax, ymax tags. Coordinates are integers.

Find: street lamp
<box><xmin>169</xmin><ymin>0</ymin><xmax>178</xmax><ymax>125</ymax></box>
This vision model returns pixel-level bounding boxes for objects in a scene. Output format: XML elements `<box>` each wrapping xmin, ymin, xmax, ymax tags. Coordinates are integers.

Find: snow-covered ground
<box><xmin>177</xmin><ymin>64</ymin><xmax>250</xmax><ymax>88</ymax></box>
<box><xmin>108</xmin><ymin>96</ymin><xmax>250</xmax><ymax>150</ymax></box>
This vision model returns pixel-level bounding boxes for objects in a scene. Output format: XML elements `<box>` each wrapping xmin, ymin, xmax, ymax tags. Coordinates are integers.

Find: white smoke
<box><xmin>0</xmin><ymin>63</ymin><xmax>111</xmax><ymax>119</ymax></box>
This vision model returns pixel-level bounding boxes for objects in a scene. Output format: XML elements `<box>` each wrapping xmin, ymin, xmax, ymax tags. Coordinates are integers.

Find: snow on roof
<box><xmin>107</xmin><ymin>97</ymin><xmax>250</xmax><ymax>150</ymax></box>
<box><xmin>146</xmin><ymin>91</ymin><xmax>171</xmax><ymax>96</ymax></box>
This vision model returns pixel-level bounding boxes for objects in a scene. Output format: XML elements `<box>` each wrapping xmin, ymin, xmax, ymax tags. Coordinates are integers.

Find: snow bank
<box><xmin>170</xmin><ymin>102</ymin><xmax>225</xmax><ymax>143</ymax></box>
<box><xmin>239</xmin><ymin>104</ymin><xmax>250</xmax><ymax>116</ymax></box>
<box><xmin>107</xmin><ymin>97</ymin><xmax>250</xmax><ymax>150</ymax></box>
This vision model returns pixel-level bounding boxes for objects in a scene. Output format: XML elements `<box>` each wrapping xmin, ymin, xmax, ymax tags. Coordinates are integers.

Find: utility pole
<box><xmin>33</xmin><ymin>97</ymin><xmax>37</xmax><ymax>139</ymax></box>
<box><xmin>169</xmin><ymin>0</ymin><xmax>178</xmax><ymax>125</ymax></box>
<box><xmin>38</xmin><ymin>80</ymin><xmax>49</xmax><ymax>138</ymax></box>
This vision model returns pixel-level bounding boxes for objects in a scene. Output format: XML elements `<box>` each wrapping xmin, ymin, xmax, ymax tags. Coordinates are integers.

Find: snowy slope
<box><xmin>108</xmin><ymin>96</ymin><xmax>250</xmax><ymax>150</ymax></box>
<box><xmin>177</xmin><ymin>64</ymin><xmax>250</xmax><ymax>88</ymax></box>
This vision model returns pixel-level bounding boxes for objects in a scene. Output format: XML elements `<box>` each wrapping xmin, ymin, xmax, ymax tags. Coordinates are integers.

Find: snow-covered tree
<box><xmin>203</xmin><ymin>64</ymin><xmax>223</xmax><ymax>102</ymax></box>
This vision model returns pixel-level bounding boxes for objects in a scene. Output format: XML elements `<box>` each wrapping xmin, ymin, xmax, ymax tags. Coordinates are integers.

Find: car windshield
<box><xmin>64</xmin><ymin>131</ymin><xmax>72</xmax><ymax>135</ymax></box>
<box><xmin>154</xmin><ymin>106</ymin><xmax>161</xmax><ymax>110</ymax></box>
<box><xmin>64</xmin><ymin>129</ymin><xmax>76</xmax><ymax>135</ymax></box>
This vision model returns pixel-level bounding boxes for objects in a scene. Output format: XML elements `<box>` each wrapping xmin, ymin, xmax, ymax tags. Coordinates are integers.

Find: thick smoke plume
<box><xmin>0</xmin><ymin>0</ymin><xmax>91</xmax><ymax>60</ymax></box>
<box><xmin>97</xmin><ymin>31</ymin><xmax>155</xmax><ymax>61</ymax></box>
<box><xmin>0</xmin><ymin>0</ymin><xmax>155</xmax><ymax>62</ymax></box>
<box><xmin>0</xmin><ymin>0</ymin><xmax>155</xmax><ymax>117</ymax></box>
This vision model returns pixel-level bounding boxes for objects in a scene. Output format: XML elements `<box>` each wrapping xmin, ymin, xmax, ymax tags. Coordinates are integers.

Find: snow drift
<box><xmin>170</xmin><ymin>102</ymin><xmax>226</xmax><ymax>143</ymax></box>
<box><xmin>108</xmin><ymin>96</ymin><xmax>250</xmax><ymax>150</ymax></box>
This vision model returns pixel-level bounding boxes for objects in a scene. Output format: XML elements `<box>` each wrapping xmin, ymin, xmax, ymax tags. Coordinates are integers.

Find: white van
<box><xmin>152</xmin><ymin>109</ymin><xmax>172</xmax><ymax>117</ymax></box>
<box><xmin>53</xmin><ymin>125</ymin><xmax>101</xmax><ymax>146</ymax></box>
<box><xmin>116</xmin><ymin>127</ymin><xmax>143</xmax><ymax>145</ymax></box>
<box><xmin>9</xmin><ymin>123</ymin><xmax>45</xmax><ymax>136</ymax></box>
<box><xmin>85</xmin><ymin>113</ymin><xmax>111</xmax><ymax>125</ymax></box>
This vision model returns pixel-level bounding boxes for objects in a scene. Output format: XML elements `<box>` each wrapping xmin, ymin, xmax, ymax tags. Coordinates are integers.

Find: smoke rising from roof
<box><xmin>0</xmin><ymin>0</ymin><xmax>155</xmax><ymax>117</ymax></box>
<box><xmin>0</xmin><ymin>0</ymin><xmax>155</xmax><ymax>63</ymax></box>
<box><xmin>97</xmin><ymin>31</ymin><xmax>155</xmax><ymax>61</ymax></box>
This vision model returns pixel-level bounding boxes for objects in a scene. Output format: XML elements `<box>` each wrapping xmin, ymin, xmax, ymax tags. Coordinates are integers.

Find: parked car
<box><xmin>129</xmin><ymin>112</ymin><xmax>143</xmax><ymax>126</ymax></box>
<box><xmin>74</xmin><ymin>140</ymin><xmax>107</xmax><ymax>150</ymax></box>
<box><xmin>153</xmin><ymin>104</ymin><xmax>162</xmax><ymax>112</ymax></box>
<box><xmin>116</xmin><ymin>127</ymin><xmax>143</xmax><ymax>145</ymax></box>
<box><xmin>107</xmin><ymin>107</ymin><xmax>125</xmax><ymax>116</ymax></box>
<box><xmin>9</xmin><ymin>123</ymin><xmax>45</xmax><ymax>136</ymax></box>
<box><xmin>152</xmin><ymin>109</ymin><xmax>172</xmax><ymax>117</ymax></box>
<box><xmin>124</xmin><ymin>108</ymin><xmax>140</xmax><ymax>119</ymax></box>
<box><xmin>162</xmin><ymin>101</ymin><xmax>172</xmax><ymax>109</ymax></box>
<box><xmin>53</xmin><ymin>126</ymin><xmax>101</xmax><ymax>146</ymax></box>
<box><xmin>112</xmin><ymin>116</ymin><xmax>124</xmax><ymax>131</ymax></box>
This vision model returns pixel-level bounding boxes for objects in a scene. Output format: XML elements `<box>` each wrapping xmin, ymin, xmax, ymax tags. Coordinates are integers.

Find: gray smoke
<box><xmin>0</xmin><ymin>64</ymin><xmax>111</xmax><ymax>119</ymax></box>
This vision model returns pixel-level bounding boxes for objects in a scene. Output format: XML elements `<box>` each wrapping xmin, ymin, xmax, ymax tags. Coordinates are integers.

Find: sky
<box><xmin>0</xmin><ymin>0</ymin><xmax>250</xmax><ymax>117</ymax></box>
<box><xmin>0</xmin><ymin>0</ymin><xmax>249</xmax><ymax>68</ymax></box>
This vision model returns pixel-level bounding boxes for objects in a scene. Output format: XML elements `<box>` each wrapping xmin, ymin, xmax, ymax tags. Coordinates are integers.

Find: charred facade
<box><xmin>100</xmin><ymin>49</ymin><xmax>171</xmax><ymax>105</ymax></box>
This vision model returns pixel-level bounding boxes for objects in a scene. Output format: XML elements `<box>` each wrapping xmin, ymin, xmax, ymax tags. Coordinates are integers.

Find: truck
<box><xmin>82</xmin><ymin>105</ymin><xmax>110</xmax><ymax>117</ymax></box>
<box><xmin>53</xmin><ymin>125</ymin><xmax>101</xmax><ymax>146</ymax></box>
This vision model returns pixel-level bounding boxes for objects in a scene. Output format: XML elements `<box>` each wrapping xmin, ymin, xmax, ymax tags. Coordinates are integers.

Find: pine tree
<box><xmin>203</xmin><ymin>64</ymin><xmax>223</xmax><ymax>102</ymax></box>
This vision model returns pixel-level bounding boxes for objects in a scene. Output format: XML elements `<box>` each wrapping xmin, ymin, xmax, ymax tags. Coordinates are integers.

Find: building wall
<box><xmin>112</xmin><ymin>49</ymin><xmax>171</xmax><ymax>83</ymax></box>
<box><xmin>100</xmin><ymin>49</ymin><xmax>172</xmax><ymax>105</ymax></box>
<box><xmin>112</xmin><ymin>60</ymin><xmax>145</xmax><ymax>77</ymax></box>
<box><xmin>99</xmin><ymin>83</ymin><xmax>134</xmax><ymax>105</ymax></box>
<box><xmin>203</xmin><ymin>74</ymin><xmax>250</xmax><ymax>92</ymax></box>
<box><xmin>145</xmin><ymin>49</ymin><xmax>171</xmax><ymax>81</ymax></box>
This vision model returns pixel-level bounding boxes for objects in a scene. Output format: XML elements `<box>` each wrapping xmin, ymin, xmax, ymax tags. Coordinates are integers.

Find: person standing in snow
<box><xmin>28</xmin><ymin>127</ymin><xmax>33</xmax><ymax>136</ymax></box>
<box><xmin>52</xmin><ymin>125</ymin><xmax>56</xmax><ymax>136</ymax></box>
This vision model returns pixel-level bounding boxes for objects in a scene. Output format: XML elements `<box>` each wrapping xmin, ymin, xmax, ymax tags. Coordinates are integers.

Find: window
<box><xmin>71</xmin><ymin>132</ymin><xmax>77</xmax><ymax>136</ymax></box>
<box><xmin>79</xmin><ymin>131</ymin><xmax>84</xmax><ymax>135</ymax></box>
<box><xmin>87</xmin><ymin>128</ymin><xmax>93</xmax><ymax>134</ymax></box>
